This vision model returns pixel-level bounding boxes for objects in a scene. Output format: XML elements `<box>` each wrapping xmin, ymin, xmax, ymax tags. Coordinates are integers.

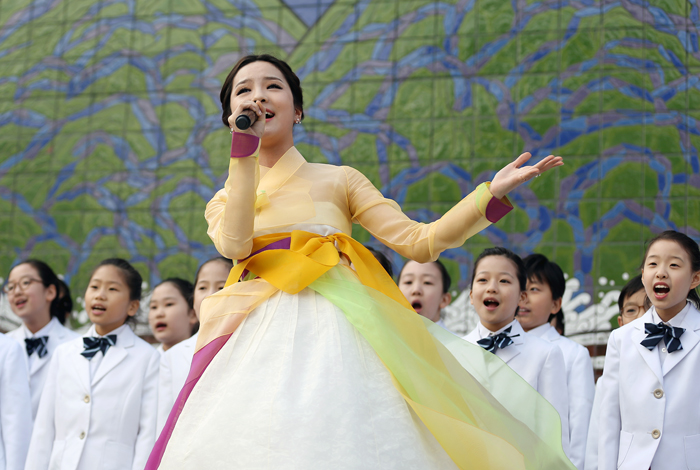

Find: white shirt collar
<box><xmin>651</xmin><ymin>302</ymin><xmax>691</xmax><ymax>328</ymax></box>
<box><xmin>526</xmin><ymin>322</ymin><xmax>553</xmax><ymax>338</ymax></box>
<box><xmin>476</xmin><ymin>319</ymin><xmax>518</xmax><ymax>340</ymax></box>
<box><xmin>21</xmin><ymin>316</ymin><xmax>58</xmax><ymax>339</ymax></box>
<box><xmin>86</xmin><ymin>323</ymin><xmax>129</xmax><ymax>339</ymax></box>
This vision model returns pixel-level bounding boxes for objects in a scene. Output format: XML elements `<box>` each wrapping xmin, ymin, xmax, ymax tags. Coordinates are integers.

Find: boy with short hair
<box><xmin>518</xmin><ymin>253</ymin><xmax>595</xmax><ymax>470</ymax></box>
<box><xmin>615</xmin><ymin>274</ymin><xmax>646</xmax><ymax>327</ymax></box>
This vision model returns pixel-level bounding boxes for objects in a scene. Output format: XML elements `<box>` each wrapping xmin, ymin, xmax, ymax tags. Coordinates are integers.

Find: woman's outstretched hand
<box><xmin>488</xmin><ymin>152</ymin><xmax>563</xmax><ymax>200</ymax></box>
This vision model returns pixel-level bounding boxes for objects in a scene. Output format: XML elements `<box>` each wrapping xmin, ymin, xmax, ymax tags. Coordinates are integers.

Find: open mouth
<box><xmin>653</xmin><ymin>283</ymin><xmax>670</xmax><ymax>299</ymax></box>
<box><xmin>14</xmin><ymin>298</ymin><xmax>27</xmax><ymax>309</ymax></box>
<box><xmin>483</xmin><ymin>298</ymin><xmax>500</xmax><ymax>310</ymax></box>
<box><xmin>265</xmin><ymin>111</ymin><xmax>275</xmax><ymax>121</ymax></box>
<box><xmin>91</xmin><ymin>304</ymin><xmax>107</xmax><ymax>315</ymax></box>
<box><xmin>155</xmin><ymin>322</ymin><xmax>167</xmax><ymax>331</ymax></box>
<box><xmin>411</xmin><ymin>300</ymin><xmax>422</xmax><ymax>313</ymax></box>
<box><xmin>517</xmin><ymin>308</ymin><xmax>530</xmax><ymax>316</ymax></box>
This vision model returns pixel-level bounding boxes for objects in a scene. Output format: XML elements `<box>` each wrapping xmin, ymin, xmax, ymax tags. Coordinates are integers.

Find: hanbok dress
<box><xmin>147</xmin><ymin>135</ymin><xmax>574</xmax><ymax>470</ymax></box>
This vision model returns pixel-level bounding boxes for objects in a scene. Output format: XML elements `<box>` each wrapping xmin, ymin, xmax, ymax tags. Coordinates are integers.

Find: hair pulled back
<box><xmin>15</xmin><ymin>259</ymin><xmax>73</xmax><ymax>324</ymax></box>
<box><xmin>92</xmin><ymin>258</ymin><xmax>143</xmax><ymax>301</ymax></box>
<box><xmin>155</xmin><ymin>278</ymin><xmax>194</xmax><ymax>309</ymax></box>
<box><xmin>194</xmin><ymin>257</ymin><xmax>233</xmax><ymax>285</ymax></box>
<box><xmin>220</xmin><ymin>54</ymin><xmax>304</xmax><ymax>128</ymax></box>
<box><xmin>470</xmin><ymin>247</ymin><xmax>526</xmax><ymax>292</ymax></box>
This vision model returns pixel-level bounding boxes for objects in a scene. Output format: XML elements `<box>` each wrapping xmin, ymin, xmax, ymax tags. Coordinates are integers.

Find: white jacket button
<box><xmin>83</xmin><ymin>394</ymin><xmax>90</xmax><ymax>403</ymax></box>
<box><xmin>651</xmin><ymin>429</ymin><xmax>661</xmax><ymax>439</ymax></box>
<box><xmin>653</xmin><ymin>388</ymin><xmax>664</xmax><ymax>399</ymax></box>
<box><xmin>79</xmin><ymin>431</ymin><xmax>86</xmax><ymax>440</ymax></box>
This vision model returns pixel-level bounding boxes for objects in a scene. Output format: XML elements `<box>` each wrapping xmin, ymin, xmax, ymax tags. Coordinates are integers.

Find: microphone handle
<box><xmin>235</xmin><ymin>114</ymin><xmax>252</xmax><ymax>130</ymax></box>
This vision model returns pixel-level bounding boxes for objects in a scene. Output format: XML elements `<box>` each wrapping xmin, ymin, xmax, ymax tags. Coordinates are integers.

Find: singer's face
<box><xmin>230</xmin><ymin>61</ymin><xmax>298</xmax><ymax>144</ymax></box>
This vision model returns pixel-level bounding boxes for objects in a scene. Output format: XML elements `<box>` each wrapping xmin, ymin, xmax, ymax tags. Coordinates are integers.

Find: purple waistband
<box><xmin>238</xmin><ymin>238</ymin><xmax>292</xmax><ymax>280</ymax></box>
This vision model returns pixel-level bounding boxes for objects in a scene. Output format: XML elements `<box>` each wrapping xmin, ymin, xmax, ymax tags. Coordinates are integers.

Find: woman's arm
<box><xmin>205</xmin><ymin>145</ymin><xmax>260</xmax><ymax>260</ymax></box>
<box><xmin>206</xmin><ymin>100</ymin><xmax>267</xmax><ymax>260</ymax></box>
<box><xmin>347</xmin><ymin>169</ymin><xmax>508</xmax><ymax>261</ymax></box>
<box><xmin>347</xmin><ymin>152</ymin><xmax>561</xmax><ymax>262</ymax></box>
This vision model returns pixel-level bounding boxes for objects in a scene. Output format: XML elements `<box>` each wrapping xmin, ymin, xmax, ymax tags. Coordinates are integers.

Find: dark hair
<box><xmin>13</xmin><ymin>260</ymin><xmax>72</xmax><ymax>324</ymax></box>
<box><xmin>155</xmin><ymin>278</ymin><xmax>194</xmax><ymax>309</ymax></box>
<box><xmin>642</xmin><ymin>230</ymin><xmax>700</xmax><ymax>308</ymax></box>
<box><xmin>220</xmin><ymin>54</ymin><xmax>304</xmax><ymax>128</ymax></box>
<box><xmin>92</xmin><ymin>258</ymin><xmax>142</xmax><ymax>301</ymax></box>
<box><xmin>523</xmin><ymin>253</ymin><xmax>566</xmax><ymax>323</ymax></box>
<box><xmin>551</xmin><ymin>311</ymin><xmax>565</xmax><ymax>336</ymax></box>
<box><xmin>365</xmin><ymin>246</ymin><xmax>394</xmax><ymax>278</ymax></box>
<box><xmin>194</xmin><ymin>257</ymin><xmax>234</xmax><ymax>285</ymax></box>
<box><xmin>398</xmin><ymin>259</ymin><xmax>452</xmax><ymax>294</ymax></box>
<box><xmin>617</xmin><ymin>274</ymin><xmax>646</xmax><ymax>312</ymax></box>
<box><xmin>471</xmin><ymin>247</ymin><xmax>526</xmax><ymax>291</ymax></box>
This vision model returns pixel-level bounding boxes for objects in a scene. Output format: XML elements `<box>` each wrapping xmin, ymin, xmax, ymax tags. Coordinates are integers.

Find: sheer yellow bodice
<box><xmin>206</xmin><ymin>145</ymin><xmax>510</xmax><ymax>263</ymax></box>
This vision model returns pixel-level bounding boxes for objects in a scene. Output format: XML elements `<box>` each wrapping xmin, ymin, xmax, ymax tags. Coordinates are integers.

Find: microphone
<box><xmin>235</xmin><ymin>109</ymin><xmax>257</xmax><ymax>130</ymax></box>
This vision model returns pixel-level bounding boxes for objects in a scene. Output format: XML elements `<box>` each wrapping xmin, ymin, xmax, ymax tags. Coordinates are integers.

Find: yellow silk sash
<box><xmin>223</xmin><ymin>230</ymin><xmax>411</xmax><ymax>309</ymax></box>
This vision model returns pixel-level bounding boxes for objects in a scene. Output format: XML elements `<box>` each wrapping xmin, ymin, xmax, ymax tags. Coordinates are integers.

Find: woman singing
<box><xmin>148</xmin><ymin>54</ymin><xmax>573</xmax><ymax>470</ymax></box>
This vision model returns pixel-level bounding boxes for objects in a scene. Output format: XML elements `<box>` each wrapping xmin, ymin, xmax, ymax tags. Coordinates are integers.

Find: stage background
<box><xmin>0</xmin><ymin>0</ymin><xmax>698</xmax><ymax>348</ymax></box>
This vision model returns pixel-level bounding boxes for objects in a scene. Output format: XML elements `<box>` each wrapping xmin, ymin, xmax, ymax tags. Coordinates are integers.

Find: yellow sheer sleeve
<box><xmin>205</xmin><ymin>149</ymin><xmax>260</xmax><ymax>260</ymax></box>
<box><xmin>344</xmin><ymin>166</ymin><xmax>511</xmax><ymax>262</ymax></box>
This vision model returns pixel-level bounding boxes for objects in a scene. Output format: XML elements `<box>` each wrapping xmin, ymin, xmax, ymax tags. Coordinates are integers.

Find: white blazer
<box><xmin>597</xmin><ymin>303</ymin><xmax>700</xmax><ymax>470</ymax></box>
<box><xmin>584</xmin><ymin>382</ymin><xmax>603</xmax><ymax>470</ymax></box>
<box><xmin>0</xmin><ymin>332</ymin><xmax>32</xmax><ymax>470</ymax></box>
<box><xmin>157</xmin><ymin>332</ymin><xmax>197</xmax><ymax>432</ymax></box>
<box><xmin>25</xmin><ymin>325</ymin><xmax>159</xmax><ymax>470</ymax></box>
<box><xmin>463</xmin><ymin>319</ymin><xmax>570</xmax><ymax>454</ymax></box>
<box><xmin>530</xmin><ymin>323</ymin><xmax>595</xmax><ymax>470</ymax></box>
<box><xmin>7</xmin><ymin>317</ymin><xmax>79</xmax><ymax>419</ymax></box>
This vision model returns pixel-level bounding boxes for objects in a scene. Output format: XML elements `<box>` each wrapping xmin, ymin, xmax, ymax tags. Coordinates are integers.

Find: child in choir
<box><xmin>148</xmin><ymin>278</ymin><xmax>198</xmax><ymax>354</ymax></box>
<box><xmin>462</xmin><ymin>247</ymin><xmax>570</xmax><ymax>453</ymax></box>
<box><xmin>518</xmin><ymin>254</ymin><xmax>595</xmax><ymax>470</ymax></box>
<box><xmin>0</xmin><ymin>331</ymin><xmax>32</xmax><ymax>470</ymax></box>
<box><xmin>398</xmin><ymin>259</ymin><xmax>452</xmax><ymax>329</ymax></box>
<box><xmin>5</xmin><ymin>260</ymin><xmax>79</xmax><ymax>419</ymax></box>
<box><xmin>26</xmin><ymin>258</ymin><xmax>159</xmax><ymax>470</ymax></box>
<box><xmin>584</xmin><ymin>274</ymin><xmax>646</xmax><ymax>470</ymax></box>
<box><xmin>597</xmin><ymin>231</ymin><xmax>700</xmax><ymax>470</ymax></box>
<box><xmin>157</xmin><ymin>257</ymin><xmax>232</xmax><ymax>432</ymax></box>
<box><xmin>615</xmin><ymin>274</ymin><xmax>647</xmax><ymax>327</ymax></box>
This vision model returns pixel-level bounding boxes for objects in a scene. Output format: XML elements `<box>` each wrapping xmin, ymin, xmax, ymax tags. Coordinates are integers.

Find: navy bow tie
<box><xmin>25</xmin><ymin>336</ymin><xmax>49</xmax><ymax>358</ymax></box>
<box><xmin>640</xmin><ymin>322</ymin><xmax>685</xmax><ymax>353</ymax></box>
<box><xmin>477</xmin><ymin>326</ymin><xmax>519</xmax><ymax>353</ymax></box>
<box><xmin>81</xmin><ymin>335</ymin><xmax>117</xmax><ymax>360</ymax></box>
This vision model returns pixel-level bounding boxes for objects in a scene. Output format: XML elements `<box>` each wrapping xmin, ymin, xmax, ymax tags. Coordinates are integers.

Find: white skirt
<box><xmin>159</xmin><ymin>288</ymin><xmax>458</xmax><ymax>470</ymax></box>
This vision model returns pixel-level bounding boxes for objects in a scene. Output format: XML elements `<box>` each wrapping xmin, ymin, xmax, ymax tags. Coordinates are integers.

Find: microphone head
<box><xmin>235</xmin><ymin>114</ymin><xmax>252</xmax><ymax>130</ymax></box>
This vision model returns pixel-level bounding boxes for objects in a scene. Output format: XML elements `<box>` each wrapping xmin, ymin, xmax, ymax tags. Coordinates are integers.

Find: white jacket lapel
<box><xmin>497</xmin><ymin>321</ymin><xmax>524</xmax><ymax>364</ymax></box>
<box><xmin>29</xmin><ymin>349</ymin><xmax>51</xmax><ymax>376</ymax></box>
<box><xmin>29</xmin><ymin>320</ymin><xmax>66</xmax><ymax>376</ymax></box>
<box><xmin>70</xmin><ymin>340</ymin><xmax>92</xmax><ymax>393</ymax></box>
<box><xmin>91</xmin><ymin>327</ymin><xmax>134</xmax><ymax>386</ymax></box>
<box><xmin>663</xmin><ymin>305</ymin><xmax>700</xmax><ymax>377</ymax></box>
<box><xmin>632</xmin><ymin>313</ymin><xmax>663</xmax><ymax>383</ymax></box>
